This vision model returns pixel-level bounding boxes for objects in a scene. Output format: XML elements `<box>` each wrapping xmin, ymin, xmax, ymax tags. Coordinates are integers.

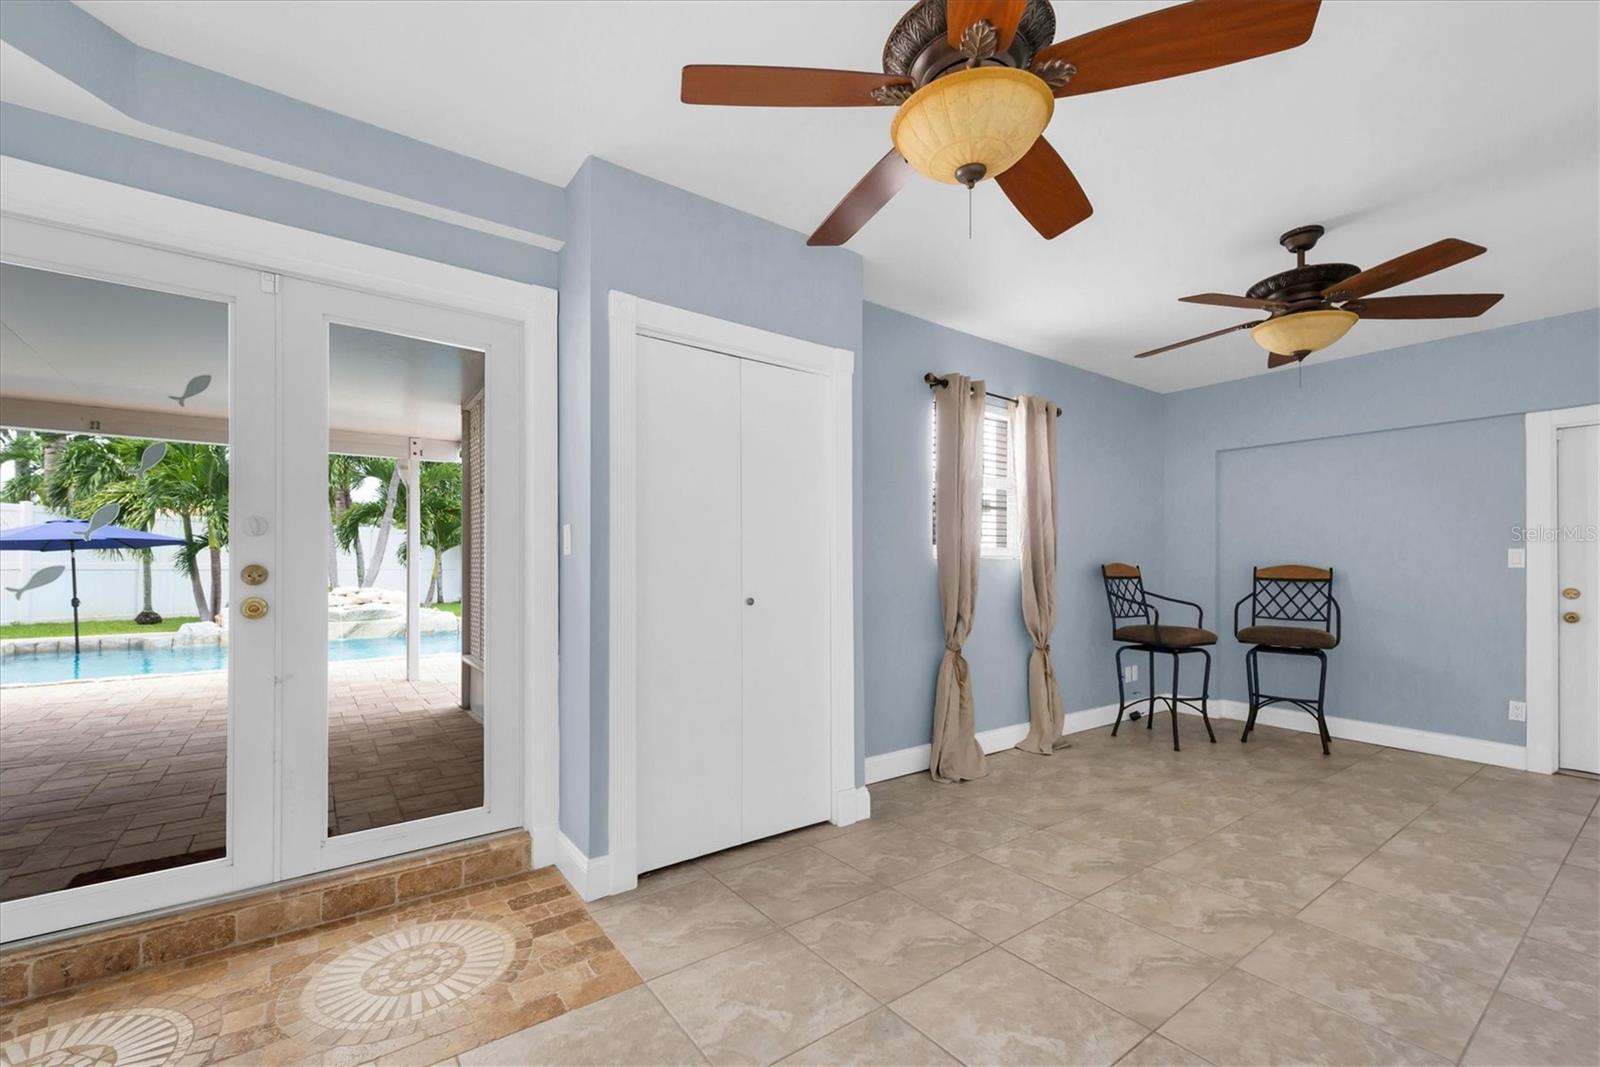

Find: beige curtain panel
<box><xmin>930</xmin><ymin>373</ymin><xmax>989</xmax><ymax>783</ymax></box>
<box><xmin>1014</xmin><ymin>395</ymin><xmax>1067</xmax><ymax>755</ymax></box>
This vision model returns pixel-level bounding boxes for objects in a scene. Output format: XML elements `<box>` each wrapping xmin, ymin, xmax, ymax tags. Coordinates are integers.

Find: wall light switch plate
<box><xmin>1122</xmin><ymin>665</ymin><xmax>1138</xmax><ymax>683</ymax></box>
<box><xmin>1509</xmin><ymin>700</ymin><xmax>1527</xmax><ymax>722</ymax></box>
<box><xmin>1507</xmin><ymin>548</ymin><xmax>1526</xmax><ymax>569</ymax></box>
<box><xmin>561</xmin><ymin>524</ymin><xmax>572</xmax><ymax>557</ymax></box>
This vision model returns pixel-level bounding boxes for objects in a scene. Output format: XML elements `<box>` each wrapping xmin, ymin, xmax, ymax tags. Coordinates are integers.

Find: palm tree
<box><xmin>0</xmin><ymin>429</ymin><xmax>54</xmax><ymax>504</ymax></box>
<box><xmin>334</xmin><ymin>456</ymin><xmax>402</xmax><ymax>588</ymax></box>
<box><xmin>328</xmin><ymin>455</ymin><xmax>367</xmax><ymax>587</ymax></box>
<box><xmin>396</xmin><ymin>462</ymin><xmax>462</xmax><ymax>606</ymax></box>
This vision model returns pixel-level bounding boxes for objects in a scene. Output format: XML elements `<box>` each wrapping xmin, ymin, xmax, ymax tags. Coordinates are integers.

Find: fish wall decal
<box><xmin>169</xmin><ymin>374</ymin><xmax>212</xmax><ymax>407</ymax></box>
<box><xmin>83</xmin><ymin>501</ymin><xmax>121</xmax><ymax>540</ymax></box>
<box><xmin>5</xmin><ymin>565</ymin><xmax>64</xmax><ymax>599</ymax></box>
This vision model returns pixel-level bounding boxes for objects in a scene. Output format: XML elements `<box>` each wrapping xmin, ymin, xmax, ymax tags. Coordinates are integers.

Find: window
<box><xmin>931</xmin><ymin>397</ymin><xmax>1018</xmax><ymax>558</ymax></box>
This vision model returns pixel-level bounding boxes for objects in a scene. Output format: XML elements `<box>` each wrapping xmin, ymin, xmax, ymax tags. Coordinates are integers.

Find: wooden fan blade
<box><xmin>681</xmin><ymin>66</ymin><xmax>910</xmax><ymax>107</ymax></box>
<box><xmin>807</xmin><ymin>150</ymin><xmax>913</xmax><ymax>246</ymax></box>
<box><xmin>1033</xmin><ymin>0</ymin><xmax>1322</xmax><ymax>97</ymax></box>
<box><xmin>1134</xmin><ymin>321</ymin><xmax>1257</xmax><ymax>358</ymax></box>
<box><xmin>994</xmin><ymin>137</ymin><xmax>1093</xmax><ymax>239</ymax></box>
<box><xmin>947</xmin><ymin>1</ymin><xmax>1028</xmax><ymax>50</ymax></box>
<box><xmin>1347</xmin><ymin>293</ymin><xmax>1503</xmax><ymax>319</ymax></box>
<box><xmin>1266</xmin><ymin>351</ymin><xmax>1303</xmax><ymax>369</ymax></box>
<box><xmin>1324</xmin><ymin>239</ymin><xmax>1487</xmax><ymax>300</ymax></box>
<box><xmin>1180</xmin><ymin>292</ymin><xmax>1290</xmax><ymax>311</ymax></box>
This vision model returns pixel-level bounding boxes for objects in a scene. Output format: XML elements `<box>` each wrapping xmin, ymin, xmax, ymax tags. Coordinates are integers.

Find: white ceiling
<box><xmin>29</xmin><ymin>2</ymin><xmax>1600</xmax><ymax>390</ymax></box>
<box><xmin>0</xmin><ymin>265</ymin><xmax>480</xmax><ymax>440</ymax></box>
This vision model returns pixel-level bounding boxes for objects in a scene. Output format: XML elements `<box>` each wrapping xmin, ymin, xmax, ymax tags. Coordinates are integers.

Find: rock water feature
<box><xmin>326</xmin><ymin>587</ymin><xmax>459</xmax><ymax>640</ymax></box>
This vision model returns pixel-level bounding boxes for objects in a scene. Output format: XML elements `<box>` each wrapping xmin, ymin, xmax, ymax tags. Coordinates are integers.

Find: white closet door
<box><xmin>739</xmin><ymin>359</ymin><xmax>832</xmax><ymax>840</ymax></box>
<box><xmin>636</xmin><ymin>337</ymin><xmax>744</xmax><ymax>871</ymax></box>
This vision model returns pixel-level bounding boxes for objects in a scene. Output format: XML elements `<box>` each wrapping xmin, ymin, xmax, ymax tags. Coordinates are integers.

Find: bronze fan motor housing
<box><xmin>882</xmin><ymin>0</ymin><xmax>1056</xmax><ymax>86</ymax></box>
<box><xmin>1247</xmin><ymin>226</ymin><xmax>1360</xmax><ymax>316</ymax></box>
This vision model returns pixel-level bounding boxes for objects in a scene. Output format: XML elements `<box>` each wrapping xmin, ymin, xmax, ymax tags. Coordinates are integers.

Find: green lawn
<box><xmin>0</xmin><ymin>616</ymin><xmax>202</xmax><ymax>640</ymax></box>
<box><xmin>434</xmin><ymin>601</ymin><xmax>461</xmax><ymax>616</ymax></box>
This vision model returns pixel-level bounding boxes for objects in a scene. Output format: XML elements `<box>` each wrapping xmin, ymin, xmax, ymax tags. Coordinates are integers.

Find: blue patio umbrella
<box><xmin>0</xmin><ymin>518</ymin><xmax>188</xmax><ymax>655</ymax></box>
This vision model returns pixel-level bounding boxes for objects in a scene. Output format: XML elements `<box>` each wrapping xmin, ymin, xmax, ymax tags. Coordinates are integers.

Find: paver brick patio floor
<box><xmin>0</xmin><ymin>654</ymin><xmax>482</xmax><ymax>902</ymax></box>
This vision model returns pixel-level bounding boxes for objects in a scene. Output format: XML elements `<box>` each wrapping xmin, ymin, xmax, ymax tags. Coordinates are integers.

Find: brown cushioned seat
<box><xmin>1236</xmin><ymin>625</ymin><xmax>1338</xmax><ymax>650</ymax></box>
<box><xmin>1113</xmin><ymin>624</ymin><xmax>1217</xmax><ymax>648</ymax></box>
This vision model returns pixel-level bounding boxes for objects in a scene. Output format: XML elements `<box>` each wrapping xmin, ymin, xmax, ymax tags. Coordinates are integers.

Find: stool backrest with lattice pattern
<box><xmin>1101</xmin><ymin>562</ymin><xmax>1152</xmax><ymax>632</ymax></box>
<box><xmin>1248</xmin><ymin>564</ymin><xmax>1334</xmax><ymax>629</ymax></box>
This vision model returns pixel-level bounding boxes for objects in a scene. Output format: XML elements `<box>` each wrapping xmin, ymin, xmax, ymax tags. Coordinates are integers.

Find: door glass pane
<box><xmin>326</xmin><ymin>325</ymin><xmax>484</xmax><ymax>836</ymax></box>
<box><xmin>0</xmin><ymin>263</ymin><xmax>230</xmax><ymax>901</ymax></box>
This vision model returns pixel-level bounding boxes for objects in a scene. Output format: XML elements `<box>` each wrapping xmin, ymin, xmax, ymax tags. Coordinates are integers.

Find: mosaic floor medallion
<box><xmin>299</xmin><ymin>918</ymin><xmax>517</xmax><ymax>1032</ymax></box>
<box><xmin>0</xmin><ymin>1007</ymin><xmax>197</xmax><ymax>1067</ymax></box>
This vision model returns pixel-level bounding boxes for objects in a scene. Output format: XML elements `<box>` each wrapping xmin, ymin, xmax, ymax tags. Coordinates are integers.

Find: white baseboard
<box><xmin>555</xmin><ymin>831</ymin><xmax>618</xmax><ymax>902</ymax></box>
<box><xmin>832</xmin><ymin>786</ymin><xmax>872</xmax><ymax>825</ymax></box>
<box><xmin>1159</xmin><ymin>696</ymin><xmax>1528</xmax><ymax>770</ymax></box>
<box><xmin>864</xmin><ymin>703</ymin><xmax>1123</xmax><ymax>785</ymax></box>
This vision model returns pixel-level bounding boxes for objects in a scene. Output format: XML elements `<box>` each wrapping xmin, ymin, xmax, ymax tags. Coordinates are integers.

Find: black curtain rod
<box><xmin>924</xmin><ymin>373</ymin><xmax>1060</xmax><ymax>417</ymax></box>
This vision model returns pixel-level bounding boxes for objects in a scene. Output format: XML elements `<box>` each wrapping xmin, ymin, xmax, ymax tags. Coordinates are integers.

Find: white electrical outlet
<box><xmin>1122</xmin><ymin>665</ymin><xmax>1139</xmax><ymax>684</ymax></box>
<box><xmin>1509</xmin><ymin>700</ymin><xmax>1527</xmax><ymax>722</ymax></box>
<box><xmin>1507</xmin><ymin>548</ymin><xmax>1526</xmax><ymax>569</ymax></box>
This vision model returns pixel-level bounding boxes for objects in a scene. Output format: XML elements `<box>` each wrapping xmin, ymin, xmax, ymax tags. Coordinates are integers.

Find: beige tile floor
<box><xmin>456</xmin><ymin>719</ymin><xmax>1600</xmax><ymax>1067</ymax></box>
<box><xmin>0</xmin><ymin>654</ymin><xmax>480</xmax><ymax>901</ymax></box>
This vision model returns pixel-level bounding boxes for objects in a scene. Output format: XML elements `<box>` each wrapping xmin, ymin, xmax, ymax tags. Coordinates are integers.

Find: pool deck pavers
<box><xmin>0</xmin><ymin>653</ymin><xmax>481</xmax><ymax>901</ymax></box>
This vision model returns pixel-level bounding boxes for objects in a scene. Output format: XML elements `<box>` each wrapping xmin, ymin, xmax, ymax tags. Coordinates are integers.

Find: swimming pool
<box><xmin>0</xmin><ymin>631</ymin><xmax>462</xmax><ymax>685</ymax></box>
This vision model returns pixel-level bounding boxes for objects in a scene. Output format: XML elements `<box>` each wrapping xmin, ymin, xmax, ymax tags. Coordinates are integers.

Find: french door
<box><xmin>0</xmin><ymin>219</ymin><xmax>524</xmax><ymax>941</ymax></box>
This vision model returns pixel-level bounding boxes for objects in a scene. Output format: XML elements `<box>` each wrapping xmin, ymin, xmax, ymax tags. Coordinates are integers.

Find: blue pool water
<box><xmin>0</xmin><ymin>631</ymin><xmax>462</xmax><ymax>685</ymax></box>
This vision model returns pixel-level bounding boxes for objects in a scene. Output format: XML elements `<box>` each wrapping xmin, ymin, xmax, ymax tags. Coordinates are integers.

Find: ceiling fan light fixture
<box><xmin>1249</xmin><ymin>308</ymin><xmax>1358</xmax><ymax>356</ymax></box>
<box><xmin>889</xmin><ymin>66</ymin><xmax>1053</xmax><ymax>186</ymax></box>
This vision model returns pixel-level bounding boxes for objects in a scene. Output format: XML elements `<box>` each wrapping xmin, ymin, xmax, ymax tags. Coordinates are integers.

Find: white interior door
<box><xmin>1557</xmin><ymin>423</ymin><xmax>1599</xmax><ymax>775</ymax></box>
<box><xmin>635</xmin><ymin>337</ymin><xmax>744</xmax><ymax>872</ymax></box>
<box><xmin>279</xmin><ymin>279</ymin><xmax>526</xmax><ymax>876</ymax></box>
<box><xmin>739</xmin><ymin>359</ymin><xmax>831</xmax><ymax>841</ymax></box>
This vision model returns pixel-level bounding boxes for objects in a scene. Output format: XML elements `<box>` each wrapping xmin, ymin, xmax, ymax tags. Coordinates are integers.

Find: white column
<box><xmin>406</xmin><ymin>437</ymin><xmax>422</xmax><ymax>682</ymax></box>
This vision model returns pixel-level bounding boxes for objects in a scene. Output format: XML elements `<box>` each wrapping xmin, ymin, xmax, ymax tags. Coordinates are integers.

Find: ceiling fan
<box><xmin>681</xmin><ymin>0</ymin><xmax>1323</xmax><ymax>246</ymax></box>
<box><xmin>1135</xmin><ymin>225</ymin><xmax>1505</xmax><ymax>368</ymax></box>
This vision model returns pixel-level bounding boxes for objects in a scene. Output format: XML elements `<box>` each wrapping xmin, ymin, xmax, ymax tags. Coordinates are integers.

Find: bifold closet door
<box><xmin>739</xmin><ymin>359</ymin><xmax>831</xmax><ymax>840</ymax></box>
<box><xmin>636</xmin><ymin>337</ymin><xmax>744</xmax><ymax>872</ymax></box>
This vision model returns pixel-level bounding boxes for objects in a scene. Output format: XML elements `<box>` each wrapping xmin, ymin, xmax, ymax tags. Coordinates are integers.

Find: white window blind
<box><xmin>931</xmin><ymin>397</ymin><xmax>1018</xmax><ymax>558</ymax></box>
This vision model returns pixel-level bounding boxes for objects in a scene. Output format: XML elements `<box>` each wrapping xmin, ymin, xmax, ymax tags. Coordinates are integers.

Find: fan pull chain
<box><xmin>967</xmin><ymin>184</ymin><xmax>973</xmax><ymax>239</ymax></box>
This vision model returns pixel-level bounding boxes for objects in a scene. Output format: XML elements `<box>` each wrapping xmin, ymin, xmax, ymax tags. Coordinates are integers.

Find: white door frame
<box><xmin>1525</xmin><ymin>403</ymin><xmax>1600</xmax><ymax>775</ymax></box>
<box><xmin>605</xmin><ymin>291</ymin><xmax>858</xmax><ymax>897</ymax></box>
<box><xmin>0</xmin><ymin>159</ymin><xmax>559</xmax><ymax>939</ymax></box>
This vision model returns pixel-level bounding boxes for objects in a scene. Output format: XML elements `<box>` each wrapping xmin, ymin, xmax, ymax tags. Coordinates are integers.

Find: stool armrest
<box><xmin>1145</xmin><ymin>591</ymin><xmax>1203</xmax><ymax>630</ymax></box>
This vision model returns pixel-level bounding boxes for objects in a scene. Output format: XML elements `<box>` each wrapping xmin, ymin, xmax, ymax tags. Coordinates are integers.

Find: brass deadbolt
<box><xmin>240</xmin><ymin>596</ymin><xmax>269</xmax><ymax>620</ymax></box>
<box><xmin>1563</xmin><ymin>587</ymin><xmax>1581</xmax><ymax>600</ymax></box>
<box><xmin>1563</xmin><ymin>611</ymin><xmax>1581</xmax><ymax>624</ymax></box>
<box><xmin>241</xmin><ymin>564</ymin><xmax>268</xmax><ymax>586</ymax></box>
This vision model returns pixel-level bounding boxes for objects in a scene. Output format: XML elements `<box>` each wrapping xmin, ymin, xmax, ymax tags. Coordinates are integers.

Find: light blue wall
<box><xmin>0</xmin><ymin>0</ymin><xmax>565</xmax><ymax>243</ymax></box>
<box><xmin>558</xmin><ymin>159</ymin><xmax>865</xmax><ymax>854</ymax></box>
<box><xmin>0</xmin><ymin>104</ymin><xmax>558</xmax><ymax>287</ymax></box>
<box><xmin>862</xmin><ymin>304</ymin><xmax>1165</xmax><ymax>757</ymax></box>
<box><xmin>1162</xmin><ymin>310</ymin><xmax>1600</xmax><ymax>743</ymax></box>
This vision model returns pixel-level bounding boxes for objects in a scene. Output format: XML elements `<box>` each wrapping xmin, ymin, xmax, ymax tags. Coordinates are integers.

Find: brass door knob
<box><xmin>240</xmin><ymin>596</ymin><xmax>269</xmax><ymax>620</ymax></box>
<box><xmin>241</xmin><ymin>564</ymin><xmax>268</xmax><ymax>586</ymax></box>
<box><xmin>1563</xmin><ymin>611</ymin><xmax>1581</xmax><ymax>624</ymax></box>
<box><xmin>1563</xmin><ymin>587</ymin><xmax>1581</xmax><ymax>600</ymax></box>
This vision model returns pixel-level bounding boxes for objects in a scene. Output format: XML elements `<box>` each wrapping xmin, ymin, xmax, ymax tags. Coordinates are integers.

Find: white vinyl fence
<box><xmin>0</xmin><ymin>501</ymin><xmax>460</xmax><ymax>625</ymax></box>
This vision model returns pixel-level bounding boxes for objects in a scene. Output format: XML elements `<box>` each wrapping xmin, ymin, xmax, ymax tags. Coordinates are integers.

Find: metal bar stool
<box><xmin>1234</xmin><ymin>565</ymin><xmax>1342</xmax><ymax>754</ymax></box>
<box><xmin>1102</xmin><ymin>563</ymin><xmax>1218</xmax><ymax>752</ymax></box>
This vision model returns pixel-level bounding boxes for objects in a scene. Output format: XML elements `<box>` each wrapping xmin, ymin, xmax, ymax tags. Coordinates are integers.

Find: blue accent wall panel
<box><xmin>1217</xmin><ymin>417</ymin><xmax>1527</xmax><ymax>743</ymax></box>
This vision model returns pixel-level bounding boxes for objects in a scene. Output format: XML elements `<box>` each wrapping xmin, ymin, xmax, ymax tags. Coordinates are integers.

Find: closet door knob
<box><xmin>746</xmin><ymin>597</ymin><xmax>755</xmax><ymax>606</ymax></box>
